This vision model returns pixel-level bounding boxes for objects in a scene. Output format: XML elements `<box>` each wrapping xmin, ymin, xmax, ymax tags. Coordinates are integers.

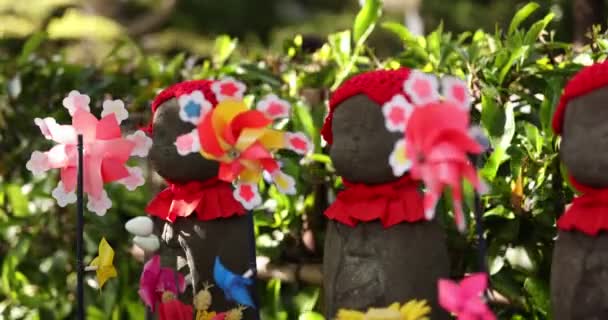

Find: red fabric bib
<box><xmin>557</xmin><ymin>177</ymin><xmax>608</xmax><ymax>236</ymax></box>
<box><xmin>146</xmin><ymin>178</ymin><xmax>245</xmax><ymax>222</ymax></box>
<box><xmin>324</xmin><ymin>175</ymin><xmax>426</xmax><ymax>228</ymax></box>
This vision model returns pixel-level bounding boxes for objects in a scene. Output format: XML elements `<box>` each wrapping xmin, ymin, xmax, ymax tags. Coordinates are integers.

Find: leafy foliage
<box><xmin>1</xmin><ymin>1</ymin><xmax>607</xmax><ymax>319</ymax></box>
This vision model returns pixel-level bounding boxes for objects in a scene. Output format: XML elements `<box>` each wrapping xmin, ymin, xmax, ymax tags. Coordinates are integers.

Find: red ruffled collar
<box><xmin>557</xmin><ymin>176</ymin><xmax>608</xmax><ymax>236</ymax></box>
<box><xmin>324</xmin><ymin>175</ymin><xmax>425</xmax><ymax>228</ymax></box>
<box><xmin>146</xmin><ymin>178</ymin><xmax>245</xmax><ymax>222</ymax></box>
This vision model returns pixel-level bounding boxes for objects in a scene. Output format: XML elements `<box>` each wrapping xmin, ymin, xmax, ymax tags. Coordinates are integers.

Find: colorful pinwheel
<box><xmin>173</xmin><ymin>78</ymin><xmax>312</xmax><ymax>209</ymax></box>
<box><xmin>138</xmin><ymin>255</ymin><xmax>186</xmax><ymax>311</ymax></box>
<box><xmin>158</xmin><ymin>292</ymin><xmax>194</xmax><ymax>320</ymax></box>
<box><xmin>213</xmin><ymin>256</ymin><xmax>255</xmax><ymax>308</ymax></box>
<box><xmin>336</xmin><ymin>299</ymin><xmax>431</xmax><ymax>320</ymax></box>
<box><xmin>87</xmin><ymin>237</ymin><xmax>117</xmax><ymax>289</ymax></box>
<box><xmin>382</xmin><ymin>71</ymin><xmax>488</xmax><ymax>231</ymax></box>
<box><xmin>438</xmin><ymin>273</ymin><xmax>495</xmax><ymax>320</ymax></box>
<box><xmin>26</xmin><ymin>90</ymin><xmax>152</xmax><ymax>215</ymax></box>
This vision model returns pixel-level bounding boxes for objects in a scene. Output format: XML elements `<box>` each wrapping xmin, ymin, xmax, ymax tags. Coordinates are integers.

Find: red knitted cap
<box><xmin>145</xmin><ymin>80</ymin><xmax>218</xmax><ymax>134</ymax></box>
<box><xmin>553</xmin><ymin>61</ymin><xmax>608</xmax><ymax>135</ymax></box>
<box><xmin>321</xmin><ymin>68</ymin><xmax>412</xmax><ymax>144</ymax></box>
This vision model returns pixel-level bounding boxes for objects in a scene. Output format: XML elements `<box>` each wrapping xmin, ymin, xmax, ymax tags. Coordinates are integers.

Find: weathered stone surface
<box><xmin>324</xmin><ymin>94</ymin><xmax>449</xmax><ymax>319</ymax></box>
<box><xmin>150</xmin><ymin>98</ymin><xmax>257</xmax><ymax>318</ymax></box>
<box><xmin>560</xmin><ymin>87</ymin><xmax>608</xmax><ymax>188</ymax></box>
<box><xmin>551</xmin><ymin>231</ymin><xmax>608</xmax><ymax>320</ymax></box>
<box><xmin>323</xmin><ymin>220</ymin><xmax>450</xmax><ymax>319</ymax></box>
<box><xmin>329</xmin><ymin>94</ymin><xmax>401</xmax><ymax>184</ymax></box>
<box><xmin>149</xmin><ymin>97</ymin><xmax>218</xmax><ymax>183</ymax></box>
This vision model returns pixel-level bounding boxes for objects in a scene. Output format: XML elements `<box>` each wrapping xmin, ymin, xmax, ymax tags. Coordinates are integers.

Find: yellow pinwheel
<box><xmin>88</xmin><ymin>237</ymin><xmax>117</xmax><ymax>289</ymax></box>
<box><xmin>336</xmin><ymin>299</ymin><xmax>431</xmax><ymax>320</ymax></box>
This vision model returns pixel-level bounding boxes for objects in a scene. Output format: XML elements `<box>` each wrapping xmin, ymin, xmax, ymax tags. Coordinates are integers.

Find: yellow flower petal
<box><xmin>96</xmin><ymin>265</ymin><xmax>117</xmax><ymax>289</ymax></box>
<box><xmin>259</xmin><ymin>129</ymin><xmax>287</xmax><ymax>150</ymax></box>
<box><xmin>212</xmin><ymin>100</ymin><xmax>247</xmax><ymax>150</ymax></box>
<box><xmin>364</xmin><ymin>308</ymin><xmax>402</xmax><ymax>320</ymax></box>
<box><xmin>400</xmin><ymin>299</ymin><xmax>431</xmax><ymax>320</ymax></box>
<box><xmin>239</xmin><ymin>167</ymin><xmax>261</xmax><ymax>184</ymax></box>
<box><xmin>235</xmin><ymin>128</ymin><xmax>266</xmax><ymax>151</ymax></box>
<box><xmin>98</xmin><ymin>237</ymin><xmax>114</xmax><ymax>267</ymax></box>
<box><xmin>336</xmin><ymin>309</ymin><xmax>365</xmax><ymax>320</ymax></box>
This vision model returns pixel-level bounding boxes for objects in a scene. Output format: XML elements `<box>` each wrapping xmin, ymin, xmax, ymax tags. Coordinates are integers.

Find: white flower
<box><xmin>177</xmin><ymin>90</ymin><xmax>212</xmax><ymax>125</ymax></box>
<box><xmin>441</xmin><ymin>76</ymin><xmax>471</xmax><ymax>110</ymax></box>
<box><xmin>62</xmin><ymin>90</ymin><xmax>90</xmax><ymax>116</ymax></box>
<box><xmin>388</xmin><ymin>139</ymin><xmax>412</xmax><ymax>177</ymax></box>
<box><xmin>211</xmin><ymin>77</ymin><xmax>247</xmax><ymax>101</ymax></box>
<box><xmin>382</xmin><ymin>94</ymin><xmax>414</xmax><ymax>133</ymax></box>
<box><xmin>52</xmin><ymin>181</ymin><xmax>76</xmax><ymax>207</ymax></box>
<box><xmin>174</xmin><ymin>129</ymin><xmax>200</xmax><ymax>156</ymax></box>
<box><xmin>101</xmin><ymin>99</ymin><xmax>129</xmax><ymax>124</ymax></box>
<box><xmin>117</xmin><ymin>167</ymin><xmax>145</xmax><ymax>191</ymax></box>
<box><xmin>126</xmin><ymin>130</ymin><xmax>153</xmax><ymax>157</ymax></box>
<box><xmin>285</xmin><ymin>132</ymin><xmax>313</xmax><ymax>155</ymax></box>
<box><xmin>34</xmin><ymin>117</ymin><xmax>76</xmax><ymax>144</ymax></box>
<box><xmin>233</xmin><ymin>182</ymin><xmax>261</xmax><ymax>210</ymax></box>
<box><xmin>272</xmin><ymin>170</ymin><xmax>296</xmax><ymax>195</ymax></box>
<box><xmin>87</xmin><ymin>190</ymin><xmax>112</xmax><ymax>216</ymax></box>
<box><xmin>256</xmin><ymin>94</ymin><xmax>291</xmax><ymax>119</ymax></box>
<box><xmin>403</xmin><ymin>70</ymin><xmax>440</xmax><ymax>106</ymax></box>
<box><xmin>26</xmin><ymin>151</ymin><xmax>50</xmax><ymax>177</ymax></box>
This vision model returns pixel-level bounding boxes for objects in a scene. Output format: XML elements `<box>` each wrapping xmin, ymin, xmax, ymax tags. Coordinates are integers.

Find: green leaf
<box><xmin>524</xmin><ymin>277</ymin><xmax>550</xmax><ymax>315</ymax></box>
<box><xmin>524</xmin><ymin>13</ymin><xmax>554</xmax><ymax>45</ymax></box>
<box><xmin>212</xmin><ymin>35</ymin><xmax>238</xmax><ymax>66</ymax></box>
<box><xmin>481</xmin><ymin>88</ymin><xmax>505</xmax><ymax>138</ymax></box>
<box><xmin>382</xmin><ymin>21</ymin><xmax>417</xmax><ymax>43</ymax></box>
<box><xmin>18</xmin><ymin>32</ymin><xmax>47</xmax><ymax>66</ymax></box>
<box><xmin>498</xmin><ymin>46</ymin><xmax>527</xmax><ymax>84</ymax></box>
<box><xmin>298</xmin><ymin>312</ymin><xmax>324</xmax><ymax>320</ymax></box>
<box><xmin>353</xmin><ymin>0</ymin><xmax>382</xmax><ymax>45</ymax></box>
<box><xmin>508</xmin><ymin>2</ymin><xmax>540</xmax><ymax>35</ymax></box>
<box><xmin>6</xmin><ymin>184</ymin><xmax>28</xmax><ymax>217</ymax></box>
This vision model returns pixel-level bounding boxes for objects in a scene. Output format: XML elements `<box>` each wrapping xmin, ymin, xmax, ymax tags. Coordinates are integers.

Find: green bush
<box><xmin>1</xmin><ymin>1</ymin><xmax>607</xmax><ymax>319</ymax></box>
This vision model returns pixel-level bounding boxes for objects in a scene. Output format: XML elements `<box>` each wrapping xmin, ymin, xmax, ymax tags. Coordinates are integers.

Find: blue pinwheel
<box><xmin>213</xmin><ymin>257</ymin><xmax>255</xmax><ymax>308</ymax></box>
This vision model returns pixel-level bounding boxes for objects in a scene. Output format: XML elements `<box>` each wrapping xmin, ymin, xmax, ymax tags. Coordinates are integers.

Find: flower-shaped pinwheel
<box><xmin>174</xmin><ymin>78</ymin><xmax>312</xmax><ymax>209</ymax></box>
<box><xmin>26</xmin><ymin>91</ymin><xmax>152</xmax><ymax>215</ymax></box>
<box><xmin>438</xmin><ymin>273</ymin><xmax>496</xmax><ymax>320</ymax></box>
<box><xmin>382</xmin><ymin>71</ymin><xmax>488</xmax><ymax>231</ymax></box>
<box><xmin>337</xmin><ymin>299</ymin><xmax>431</xmax><ymax>320</ymax></box>
<box><xmin>159</xmin><ymin>292</ymin><xmax>194</xmax><ymax>320</ymax></box>
<box><xmin>87</xmin><ymin>237</ymin><xmax>117</xmax><ymax>289</ymax></box>
<box><xmin>213</xmin><ymin>256</ymin><xmax>255</xmax><ymax>308</ymax></box>
<box><xmin>139</xmin><ymin>255</ymin><xmax>186</xmax><ymax>311</ymax></box>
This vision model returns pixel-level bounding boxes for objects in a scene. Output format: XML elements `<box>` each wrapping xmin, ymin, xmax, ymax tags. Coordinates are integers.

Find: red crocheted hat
<box><xmin>552</xmin><ymin>60</ymin><xmax>608</xmax><ymax>135</ymax></box>
<box><xmin>145</xmin><ymin>80</ymin><xmax>218</xmax><ymax>134</ymax></box>
<box><xmin>321</xmin><ymin>68</ymin><xmax>412</xmax><ymax>144</ymax></box>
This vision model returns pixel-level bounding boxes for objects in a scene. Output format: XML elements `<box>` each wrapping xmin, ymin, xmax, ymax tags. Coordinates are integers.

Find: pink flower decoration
<box><xmin>102</xmin><ymin>99</ymin><xmax>128</xmax><ymax>124</ymax></box>
<box><xmin>211</xmin><ymin>77</ymin><xmax>247</xmax><ymax>101</ymax></box>
<box><xmin>285</xmin><ymin>132</ymin><xmax>312</xmax><ymax>155</ymax></box>
<box><xmin>62</xmin><ymin>90</ymin><xmax>91</xmax><ymax>116</ymax></box>
<box><xmin>233</xmin><ymin>182</ymin><xmax>261</xmax><ymax>210</ymax></box>
<box><xmin>28</xmin><ymin>91</ymin><xmax>148</xmax><ymax>216</ymax></box>
<box><xmin>256</xmin><ymin>94</ymin><xmax>291</xmax><ymax>119</ymax></box>
<box><xmin>442</xmin><ymin>76</ymin><xmax>472</xmax><ymax>111</ymax></box>
<box><xmin>382</xmin><ymin>94</ymin><xmax>413</xmax><ymax>133</ymax></box>
<box><xmin>177</xmin><ymin>90</ymin><xmax>212</xmax><ymax>125</ymax></box>
<box><xmin>174</xmin><ymin>129</ymin><xmax>201</xmax><ymax>156</ymax></box>
<box><xmin>405</xmin><ymin>102</ymin><xmax>485</xmax><ymax>230</ymax></box>
<box><xmin>126</xmin><ymin>130</ymin><xmax>153</xmax><ymax>157</ymax></box>
<box><xmin>438</xmin><ymin>273</ymin><xmax>496</xmax><ymax>320</ymax></box>
<box><xmin>118</xmin><ymin>167</ymin><xmax>145</xmax><ymax>191</ymax></box>
<box><xmin>403</xmin><ymin>70</ymin><xmax>440</xmax><ymax>106</ymax></box>
<box><xmin>138</xmin><ymin>255</ymin><xmax>186</xmax><ymax>311</ymax></box>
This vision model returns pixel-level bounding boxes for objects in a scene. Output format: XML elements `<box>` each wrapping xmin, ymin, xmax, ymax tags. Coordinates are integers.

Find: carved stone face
<box><xmin>330</xmin><ymin>95</ymin><xmax>401</xmax><ymax>184</ymax></box>
<box><xmin>149</xmin><ymin>98</ymin><xmax>219</xmax><ymax>183</ymax></box>
<box><xmin>560</xmin><ymin>88</ymin><xmax>608</xmax><ymax>188</ymax></box>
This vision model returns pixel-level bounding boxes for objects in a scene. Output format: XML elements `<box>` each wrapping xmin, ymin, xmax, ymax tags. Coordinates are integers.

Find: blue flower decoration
<box><xmin>184</xmin><ymin>101</ymin><xmax>201</xmax><ymax>118</ymax></box>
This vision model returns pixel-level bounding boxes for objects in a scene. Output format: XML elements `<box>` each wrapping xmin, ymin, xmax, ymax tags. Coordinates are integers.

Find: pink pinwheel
<box><xmin>383</xmin><ymin>71</ymin><xmax>487</xmax><ymax>231</ymax></box>
<box><xmin>26</xmin><ymin>91</ymin><xmax>151</xmax><ymax>215</ymax></box>
<box><xmin>438</xmin><ymin>273</ymin><xmax>496</xmax><ymax>320</ymax></box>
<box><xmin>138</xmin><ymin>255</ymin><xmax>186</xmax><ymax>311</ymax></box>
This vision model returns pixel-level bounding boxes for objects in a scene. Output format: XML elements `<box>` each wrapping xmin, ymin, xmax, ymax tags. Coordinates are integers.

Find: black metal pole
<box><xmin>247</xmin><ymin>211</ymin><xmax>260</xmax><ymax>320</ymax></box>
<box><xmin>76</xmin><ymin>134</ymin><xmax>85</xmax><ymax>320</ymax></box>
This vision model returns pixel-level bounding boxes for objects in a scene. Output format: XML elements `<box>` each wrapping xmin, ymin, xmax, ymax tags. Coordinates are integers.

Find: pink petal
<box><xmin>460</xmin><ymin>273</ymin><xmax>488</xmax><ymax>299</ymax></box>
<box><xmin>35</xmin><ymin>118</ymin><xmax>77</xmax><ymax>144</ymax></box>
<box><xmin>438</xmin><ymin>279</ymin><xmax>463</xmax><ymax>312</ymax></box>
<box><xmin>61</xmin><ymin>167</ymin><xmax>77</xmax><ymax>193</ymax></box>
<box><xmin>84</xmin><ymin>154</ymin><xmax>104</xmax><ymax>200</ymax></box>
<box><xmin>47</xmin><ymin>145</ymin><xmax>70</xmax><ymax>168</ymax></box>
<box><xmin>158</xmin><ymin>268</ymin><xmax>185</xmax><ymax>294</ymax></box>
<box><xmin>101</xmin><ymin>159</ymin><xmax>130</xmax><ymax>183</ymax></box>
<box><xmin>96</xmin><ymin>114</ymin><xmax>122</xmax><ymax>140</ymax></box>
<box><xmin>72</xmin><ymin>109</ymin><xmax>98</xmax><ymax>141</ymax></box>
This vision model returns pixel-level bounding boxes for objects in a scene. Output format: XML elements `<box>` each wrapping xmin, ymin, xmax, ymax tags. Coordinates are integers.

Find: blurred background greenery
<box><xmin>1</xmin><ymin>0</ymin><xmax>607</xmax><ymax>319</ymax></box>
